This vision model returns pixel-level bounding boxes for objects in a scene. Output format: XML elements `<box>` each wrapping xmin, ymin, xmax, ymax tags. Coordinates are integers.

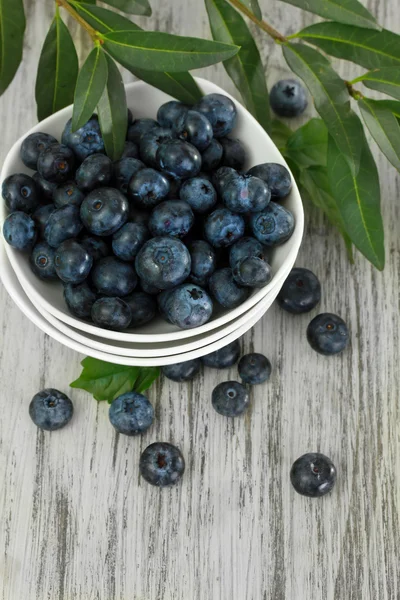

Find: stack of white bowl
<box><xmin>0</xmin><ymin>79</ymin><xmax>304</xmax><ymax>366</ymax></box>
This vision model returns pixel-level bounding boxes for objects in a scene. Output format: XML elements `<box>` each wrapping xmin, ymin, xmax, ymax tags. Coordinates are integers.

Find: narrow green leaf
<box><xmin>300</xmin><ymin>165</ymin><xmax>353</xmax><ymax>260</ymax></box>
<box><xmin>97</xmin><ymin>54</ymin><xmax>127</xmax><ymax>161</ymax></box>
<box><xmin>355</xmin><ymin>67</ymin><xmax>400</xmax><ymax>101</ymax></box>
<box><xmin>72</xmin><ymin>46</ymin><xmax>108</xmax><ymax>132</ymax></box>
<box><xmin>0</xmin><ymin>0</ymin><xmax>25</xmax><ymax>94</ymax></box>
<box><xmin>205</xmin><ymin>0</ymin><xmax>270</xmax><ymax>131</ymax></box>
<box><xmin>286</xmin><ymin>119</ymin><xmax>328</xmax><ymax>167</ymax></box>
<box><xmin>283</xmin><ymin>43</ymin><xmax>363</xmax><ymax>174</ymax></box>
<box><xmin>365</xmin><ymin>99</ymin><xmax>400</xmax><ymax>118</ymax></box>
<box><xmin>134</xmin><ymin>367</ymin><xmax>161</xmax><ymax>393</ymax></box>
<box><xmin>295</xmin><ymin>23</ymin><xmax>400</xmax><ymax>70</ymax></box>
<box><xmin>270</xmin><ymin>119</ymin><xmax>292</xmax><ymax>150</ymax></box>
<box><xmin>280</xmin><ymin>0</ymin><xmax>379</xmax><ymax>30</ymax></box>
<box><xmin>101</xmin><ymin>0</ymin><xmax>151</xmax><ymax>16</ymax></box>
<box><xmin>240</xmin><ymin>0</ymin><xmax>262</xmax><ymax>20</ymax></box>
<box><xmin>327</xmin><ymin>131</ymin><xmax>384</xmax><ymax>270</ymax></box>
<box><xmin>35</xmin><ymin>12</ymin><xmax>79</xmax><ymax>121</ymax></box>
<box><xmin>359</xmin><ymin>98</ymin><xmax>400</xmax><ymax>171</ymax></box>
<box><xmin>103</xmin><ymin>30</ymin><xmax>239</xmax><ymax>73</ymax></box>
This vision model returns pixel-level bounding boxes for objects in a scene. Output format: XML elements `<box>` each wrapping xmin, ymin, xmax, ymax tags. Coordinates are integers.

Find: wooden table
<box><xmin>0</xmin><ymin>1</ymin><xmax>399</xmax><ymax>598</ymax></box>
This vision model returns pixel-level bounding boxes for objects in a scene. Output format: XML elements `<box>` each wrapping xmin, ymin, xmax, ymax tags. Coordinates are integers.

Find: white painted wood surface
<box><xmin>1</xmin><ymin>1</ymin><xmax>399</xmax><ymax>598</ymax></box>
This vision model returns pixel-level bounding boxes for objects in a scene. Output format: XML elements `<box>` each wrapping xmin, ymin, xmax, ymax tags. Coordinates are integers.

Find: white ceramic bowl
<box><xmin>1</xmin><ymin>77</ymin><xmax>303</xmax><ymax>344</ymax></box>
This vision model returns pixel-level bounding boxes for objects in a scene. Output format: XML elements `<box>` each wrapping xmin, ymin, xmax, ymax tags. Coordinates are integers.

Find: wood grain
<box><xmin>0</xmin><ymin>1</ymin><xmax>399</xmax><ymax>598</ymax></box>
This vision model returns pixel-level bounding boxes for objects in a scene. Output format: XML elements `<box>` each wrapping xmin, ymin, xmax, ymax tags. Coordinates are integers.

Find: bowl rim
<box><xmin>1</xmin><ymin>77</ymin><xmax>304</xmax><ymax>343</ymax></box>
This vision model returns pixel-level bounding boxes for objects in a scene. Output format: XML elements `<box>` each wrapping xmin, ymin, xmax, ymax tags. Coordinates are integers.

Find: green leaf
<box><xmin>327</xmin><ymin>131</ymin><xmax>384</xmax><ymax>269</ymax></box>
<box><xmin>97</xmin><ymin>54</ymin><xmax>127</xmax><ymax>161</ymax></box>
<box><xmin>72</xmin><ymin>3</ymin><xmax>203</xmax><ymax>103</ymax></box>
<box><xmin>35</xmin><ymin>11</ymin><xmax>79</xmax><ymax>121</ymax></box>
<box><xmin>295</xmin><ymin>23</ymin><xmax>400</xmax><ymax>70</ymax></box>
<box><xmin>282</xmin><ymin>43</ymin><xmax>363</xmax><ymax>174</ymax></box>
<box><xmin>0</xmin><ymin>0</ymin><xmax>25</xmax><ymax>94</ymax></box>
<box><xmin>70</xmin><ymin>357</ymin><xmax>160</xmax><ymax>402</ymax></box>
<box><xmin>100</xmin><ymin>0</ymin><xmax>151</xmax><ymax>16</ymax></box>
<box><xmin>205</xmin><ymin>0</ymin><xmax>270</xmax><ymax>131</ymax></box>
<box><xmin>240</xmin><ymin>0</ymin><xmax>262</xmax><ymax>20</ymax></box>
<box><xmin>270</xmin><ymin>119</ymin><xmax>292</xmax><ymax>149</ymax></box>
<box><xmin>355</xmin><ymin>67</ymin><xmax>400</xmax><ymax>101</ymax></box>
<box><xmin>103</xmin><ymin>30</ymin><xmax>240</xmax><ymax>73</ymax></box>
<box><xmin>365</xmin><ymin>99</ymin><xmax>400</xmax><ymax>118</ymax></box>
<box><xmin>72</xmin><ymin>45</ymin><xmax>108</xmax><ymax>132</ymax></box>
<box><xmin>359</xmin><ymin>98</ymin><xmax>400</xmax><ymax>171</ymax></box>
<box><xmin>300</xmin><ymin>165</ymin><xmax>353</xmax><ymax>260</ymax></box>
<box><xmin>280</xmin><ymin>0</ymin><xmax>379</xmax><ymax>30</ymax></box>
<box><xmin>286</xmin><ymin>119</ymin><xmax>328</xmax><ymax>167</ymax></box>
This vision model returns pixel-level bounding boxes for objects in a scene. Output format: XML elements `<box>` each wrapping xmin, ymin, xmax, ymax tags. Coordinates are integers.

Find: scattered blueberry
<box><xmin>270</xmin><ymin>79</ymin><xmax>308</xmax><ymax>118</ymax></box>
<box><xmin>128</xmin><ymin>167</ymin><xmax>170</xmax><ymax>208</ymax></box>
<box><xmin>32</xmin><ymin>172</ymin><xmax>58</xmax><ymax>203</ymax></box>
<box><xmin>3</xmin><ymin>211</ymin><xmax>37</xmax><ymax>250</ymax></box>
<box><xmin>37</xmin><ymin>143</ymin><xmax>75</xmax><ymax>183</ymax></box>
<box><xmin>91</xmin><ymin>256</ymin><xmax>137</xmax><ymax>297</ymax></box>
<box><xmin>54</xmin><ymin>181</ymin><xmax>84</xmax><ymax>208</ymax></box>
<box><xmin>120</xmin><ymin>140</ymin><xmax>139</xmax><ymax>159</ymax></box>
<box><xmin>157</xmin><ymin>101</ymin><xmax>188</xmax><ymax>128</ymax></box>
<box><xmin>247</xmin><ymin>163</ymin><xmax>292</xmax><ymax>200</ymax></box>
<box><xmin>80</xmin><ymin>234</ymin><xmax>110</xmax><ymax>261</ymax></box>
<box><xmin>64</xmin><ymin>281</ymin><xmax>97</xmax><ymax>318</ymax></box>
<box><xmin>209</xmin><ymin>267</ymin><xmax>249</xmax><ymax>309</ymax></box>
<box><xmin>174</xmin><ymin>109</ymin><xmax>213</xmax><ymax>151</ymax></box>
<box><xmin>158</xmin><ymin>283</ymin><xmax>213</xmax><ymax>329</ymax></box>
<box><xmin>307</xmin><ymin>313</ymin><xmax>349</xmax><ymax>355</ymax></box>
<box><xmin>62</xmin><ymin>116</ymin><xmax>104</xmax><ymax>161</ymax></box>
<box><xmin>127</xmin><ymin>118</ymin><xmax>159</xmax><ymax>144</ymax></box>
<box><xmin>29</xmin><ymin>389</ymin><xmax>73</xmax><ymax>431</ymax></box>
<box><xmin>201</xmin><ymin>138</ymin><xmax>223</xmax><ymax>172</ymax></box>
<box><xmin>80</xmin><ymin>188</ymin><xmax>129</xmax><ymax>236</ymax></box>
<box><xmin>113</xmin><ymin>157</ymin><xmax>144</xmax><ymax>194</ymax></box>
<box><xmin>290</xmin><ymin>453</ymin><xmax>336</xmax><ymax>497</ymax></box>
<box><xmin>250</xmin><ymin>201</ymin><xmax>294</xmax><ymax>246</ymax></box>
<box><xmin>149</xmin><ymin>200</ymin><xmax>194</xmax><ymax>238</ymax></box>
<box><xmin>220</xmin><ymin>137</ymin><xmax>246</xmax><ymax>170</ymax></box>
<box><xmin>188</xmin><ymin>239</ymin><xmax>216</xmax><ymax>286</ymax></box>
<box><xmin>30</xmin><ymin>241</ymin><xmax>57</xmax><ymax>280</ymax></box>
<box><xmin>75</xmin><ymin>153</ymin><xmax>112</xmax><ymax>192</ymax></box>
<box><xmin>194</xmin><ymin>93</ymin><xmax>237</xmax><ymax>137</ymax></box>
<box><xmin>140</xmin><ymin>126</ymin><xmax>175</xmax><ymax>168</ymax></box>
<box><xmin>139</xmin><ymin>442</ymin><xmax>185</xmax><ymax>487</ymax></box>
<box><xmin>2</xmin><ymin>173</ymin><xmax>39</xmax><ymax>213</ymax></box>
<box><xmin>162</xmin><ymin>359</ymin><xmax>201</xmax><ymax>382</ymax></box>
<box><xmin>109</xmin><ymin>392</ymin><xmax>154</xmax><ymax>436</ymax></box>
<box><xmin>112</xmin><ymin>222</ymin><xmax>149</xmax><ymax>262</ymax></box>
<box><xmin>20</xmin><ymin>132</ymin><xmax>58</xmax><ymax>170</ymax></box>
<box><xmin>221</xmin><ymin>172</ymin><xmax>270</xmax><ymax>214</ymax></box>
<box><xmin>204</xmin><ymin>208</ymin><xmax>245</xmax><ymax>248</ymax></box>
<box><xmin>54</xmin><ymin>239</ymin><xmax>93</xmax><ymax>284</ymax></box>
<box><xmin>123</xmin><ymin>291</ymin><xmax>157</xmax><ymax>327</ymax></box>
<box><xmin>156</xmin><ymin>139</ymin><xmax>202</xmax><ymax>180</ymax></box>
<box><xmin>44</xmin><ymin>205</ymin><xmax>83</xmax><ymax>248</ymax></box>
<box><xmin>179</xmin><ymin>176</ymin><xmax>217</xmax><ymax>214</ymax></box>
<box><xmin>238</xmin><ymin>353</ymin><xmax>271</xmax><ymax>384</ymax></box>
<box><xmin>277</xmin><ymin>268</ymin><xmax>321</xmax><ymax>314</ymax></box>
<box><xmin>202</xmin><ymin>339</ymin><xmax>241</xmax><ymax>368</ymax></box>
<box><xmin>91</xmin><ymin>297</ymin><xmax>132</xmax><ymax>330</ymax></box>
<box><xmin>32</xmin><ymin>203</ymin><xmax>56</xmax><ymax>238</ymax></box>
<box><xmin>212</xmin><ymin>381</ymin><xmax>249</xmax><ymax>417</ymax></box>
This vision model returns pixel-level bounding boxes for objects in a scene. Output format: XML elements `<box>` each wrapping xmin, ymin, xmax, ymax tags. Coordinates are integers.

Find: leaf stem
<box><xmin>345</xmin><ymin>81</ymin><xmax>364</xmax><ymax>100</ymax></box>
<box><xmin>56</xmin><ymin>0</ymin><xmax>101</xmax><ymax>42</ymax></box>
<box><xmin>228</xmin><ymin>0</ymin><xmax>287</xmax><ymax>42</ymax></box>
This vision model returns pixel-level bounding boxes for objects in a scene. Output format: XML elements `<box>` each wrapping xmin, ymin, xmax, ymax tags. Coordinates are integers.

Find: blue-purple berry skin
<box><xmin>248</xmin><ymin>163</ymin><xmax>292</xmax><ymax>200</ymax></box>
<box><xmin>64</xmin><ymin>281</ymin><xmax>97</xmax><ymax>319</ymax></box>
<box><xmin>91</xmin><ymin>256</ymin><xmax>137</xmax><ymax>297</ymax></box>
<box><xmin>44</xmin><ymin>205</ymin><xmax>83</xmax><ymax>248</ymax></box>
<box><xmin>21</xmin><ymin>132</ymin><xmax>58</xmax><ymax>170</ymax></box>
<box><xmin>270</xmin><ymin>79</ymin><xmax>308</xmax><ymax>118</ymax></box>
<box><xmin>123</xmin><ymin>291</ymin><xmax>157</xmax><ymax>327</ymax></box>
<box><xmin>139</xmin><ymin>442</ymin><xmax>185</xmax><ymax>487</ymax></box>
<box><xmin>30</xmin><ymin>242</ymin><xmax>58</xmax><ymax>280</ymax></box>
<box><xmin>162</xmin><ymin>359</ymin><xmax>201</xmax><ymax>382</ymax></box>
<box><xmin>202</xmin><ymin>339</ymin><xmax>241</xmax><ymax>368</ymax></box>
<box><xmin>209</xmin><ymin>267</ymin><xmax>249</xmax><ymax>309</ymax></box>
<box><xmin>109</xmin><ymin>392</ymin><xmax>154</xmax><ymax>436</ymax></box>
<box><xmin>204</xmin><ymin>208</ymin><xmax>245</xmax><ymax>248</ymax></box>
<box><xmin>2</xmin><ymin>173</ymin><xmax>39</xmax><ymax>213</ymax></box>
<box><xmin>277</xmin><ymin>268</ymin><xmax>321</xmax><ymax>314</ymax></box>
<box><xmin>3</xmin><ymin>211</ymin><xmax>37</xmax><ymax>250</ymax></box>
<box><xmin>135</xmin><ymin>236</ymin><xmax>191</xmax><ymax>290</ymax></box>
<box><xmin>212</xmin><ymin>381</ymin><xmax>249</xmax><ymax>417</ymax></box>
<box><xmin>194</xmin><ymin>93</ymin><xmax>237</xmax><ymax>137</ymax></box>
<box><xmin>306</xmin><ymin>313</ymin><xmax>349</xmax><ymax>356</ymax></box>
<box><xmin>290</xmin><ymin>453</ymin><xmax>336</xmax><ymax>497</ymax></box>
<box><xmin>238</xmin><ymin>353</ymin><xmax>271</xmax><ymax>385</ymax></box>
<box><xmin>250</xmin><ymin>201</ymin><xmax>294</xmax><ymax>246</ymax></box>
<box><xmin>91</xmin><ymin>297</ymin><xmax>132</xmax><ymax>331</ymax></box>
<box><xmin>29</xmin><ymin>389</ymin><xmax>73</xmax><ymax>431</ymax></box>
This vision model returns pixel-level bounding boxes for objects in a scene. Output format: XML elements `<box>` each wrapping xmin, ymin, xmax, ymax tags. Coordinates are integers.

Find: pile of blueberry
<box><xmin>2</xmin><ymin>93</ymin><xmax>295</xmax><ymax>332</ymax></box>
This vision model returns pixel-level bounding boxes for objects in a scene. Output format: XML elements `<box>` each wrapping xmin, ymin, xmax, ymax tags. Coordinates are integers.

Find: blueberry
<box><xmin>188</xmin><ymin>239</ymin><xmax>216</xmax><ymax>286</ymax></box>
<box><xmin>54</xmin><ymin>181</ymin><xmax>84</xmax><ymax>208</ymax></box>
<box><xmin>29</xmin><ymin>389</ymin><xmax>73</xmax><ymax>431</ymax></box>
<box><xmin>112</xmin><ymin>222</ymin><xmax>149</xmax><ymax>261</ymax></box>
<box><xmin>229</xmin><ymin>236</ymin><xmax>268</xmax><ymax>268</ymax></box>
<box><xmin>120</xmin><ymin>140</ymin><xmax>139</xmax><ymax>159</ymax></box>
<box><xmin>80</xmin><ymin>188</ymin><xmax>129</xmax><ymax>236</ymax></box>
<box><xmin>290</xmin><ymin>453</ymin><xmax>336</xmax><ymax>497</ymax></box>
<box><xmin>209</xmin><ymin>267</ymin><xmax>249</xmax><ymax>309</ymax></box>
<box><xmin>30</xmin><ymin>242</ymin><xmax>57</xmax><ymax>280</ymax></box>
<box><xmin>2</xmin><ymin>173</ymin><xmax>39</xmax><ymax>213</ymax></box>
<box><xmin>32</xmin><ymin>172</ymin><xmax>58</xmax><ymax>203</ymax></box>
<box><xmin>238</xmin><ymin>353</ymin><xmax>271</xmax><ymax>384</ymax></box>
<box><xmin>20</xmin><ymin>132</ymin><xmax>58</xmax><ymax>170</ymax></box>
<box><xmin>91</xmin><ymin>297</ymin><xmax>132</xmax><ymax>330</ymax></box>
<box><xmin>156</xmin><ymin>139</ymin><xmax>202</xmax><ymax>180</ymax></box>
<box><xmin>221</xmin><ymin>172</ymin><xmax>270</xmax><ymax>214</ymax></box>
<box><xmin>109</xmin><ymin>392</ymin><xmax>154</xmax><ymax>436</ymax></box>
<box><xmin>220</xmin><ymin>137</ymin><xmax>246</xmax><ymax>170</ymax></box>
<box><xmin>127</xmin><ymin>118</ymin><xmax>159</xmax><ymax>144</ymax></box>
<box><xmin>44</xmin><ymin>205</ymin><xmax>83</xmax><ymax>248</ymax></box>
<box><xmin>62</xmin><ymin>116</ymin><xmax>104</xmax><ymax>161</ymax></box>
<box><xmin>202</xmin><ymin>339</ymin><xmax>240</xmax><ymax>368</ymax></box>
<box><xmin>32</xmin><ymin>204</ymin><xmax>56</xmax><ymax>238</ymax></box>
<box><xmin>140</xmin><ymin>279</ymin><xmax>163</xmax><ymax>295</ymax></box>
<box><xmin>113</xmin><ymin>157</ymin><xmax>144</xmax><ymax>194</ymax></box>
<box><xmin>212</xmin><ymin>381</ymin><xmax>249</xmax><ymax>417</ymax></box>
<box><xmin>212</xmin><ymin>166</ymin><xmax>237</xmax><ymax>196</ymax></box>
<box><xmin>194</xmin><ymin>93</ymin><xmax>237</xmax><ymax>137</ymax></box>
<box><xmin>247</xmin><ymin>163</ymin><xmax>292</xmax><ymax>200</ymax></box>
<box><xmin>204</xmin><ymin>208</ymin><xmax>245</xmax><ymax>248</ymax></box>
<box><xmin>64</xmin><ymin>281</ymin><xmax>97</xmax><ymax>318</ymax></box>
<box><xmin>75</xmin><ymin>153</ymin><xmax>113</xmax><ymax>192</ymax></box>
<box><xmin>201</xmin><ymin>138</ymin><xmax>223</xmax><ymax>172</ymax></box>
<box><xmin>166</xmin><ymin>176</ymin><xmax>182</xmax><ymax>200</ymax></box>
<box><xmin>149</xmin><ymin>200</ymin><xmax>194</xmax><ymax>238</ymax></box>
<box><xmin>174</xmin><ymin>109</ymin><xmax>213</xmax><ymax>151</ymax></box>
<box><xmin>128</xmin><ymin>167</ymin><xmax>170</xmax><ymax>208</ymax></box>
<box><xmin>306</xmin><ymin>313</ymin><xmax>349</xmax><ymax>356</ymax></box>
<box><xmin>123</xmin><ymin>291</ymin><xmax>156</xmax><ymax>327</ymax></box>
<box><xmin>250</xmin><ymin>201</ymin><xmax>294</xmax><ymax>246</ymax></box>
<box><xmin>80</xmin><ymin>234</ymin><xmax>110</xmax><ymax>261</ymax></box>
<box><xmin>37</xmin><ymin>143</ymin><xmax>75</xmax><ymax>183</ymax></box>
<box><xmin>139</xmin><ymin>442</ymin><xmax>185</xmax><ymax>487</ymax></box>
<box><xmin>232</xmin><ymin>256</ymin><xmax>272</xmax><ymax>287</ymax></box>
<box><xmin>140</xmin><ymin>126</ymin><xmax>175</xmax><ymax>168</ymax></box>
<box><xmin>135</xmin><ymin>236</ymin><xmax>191</xmax><ymax>290</ymax></box>
<box><xmin>3</xmin><ymin>211</ymin><xmax>37</xmax><ymax>250</ymax></box>
<box><xmin>158</xmin><ymin>284</ymin><xmax>213</xmax><ymax>329</ymax></box>
<box><xmin>270</xmin><ymin>79</ymin><xmax>308</xmax><ymax>118</ymax></box>
<box><xmin>54</xmin><ymin>239</ymin><xmax>93</xmax><ymax>284</ymax></box>
<box><xmin>91</xmin><ymin>256</ymin><xmax>137</xmax><ymax>297</ymax></box>
<box><xmin>179</xmin><ymin>176</ymin><xmax>217</xmax><ymax>214</ymax></box>
<box><xmin>157</xmin><ymin>101</ymin><xmax>188</xmax><ymax>128</ymax></box>
<box><xmin>277</xmin><ymin>268</ymin><xmax>321</xmax><ymax>314</ymax></box>
<box><xmin>162</xmin><ymin>359</ymin><xmax>201</xmax><ymax>382</ymax></box>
